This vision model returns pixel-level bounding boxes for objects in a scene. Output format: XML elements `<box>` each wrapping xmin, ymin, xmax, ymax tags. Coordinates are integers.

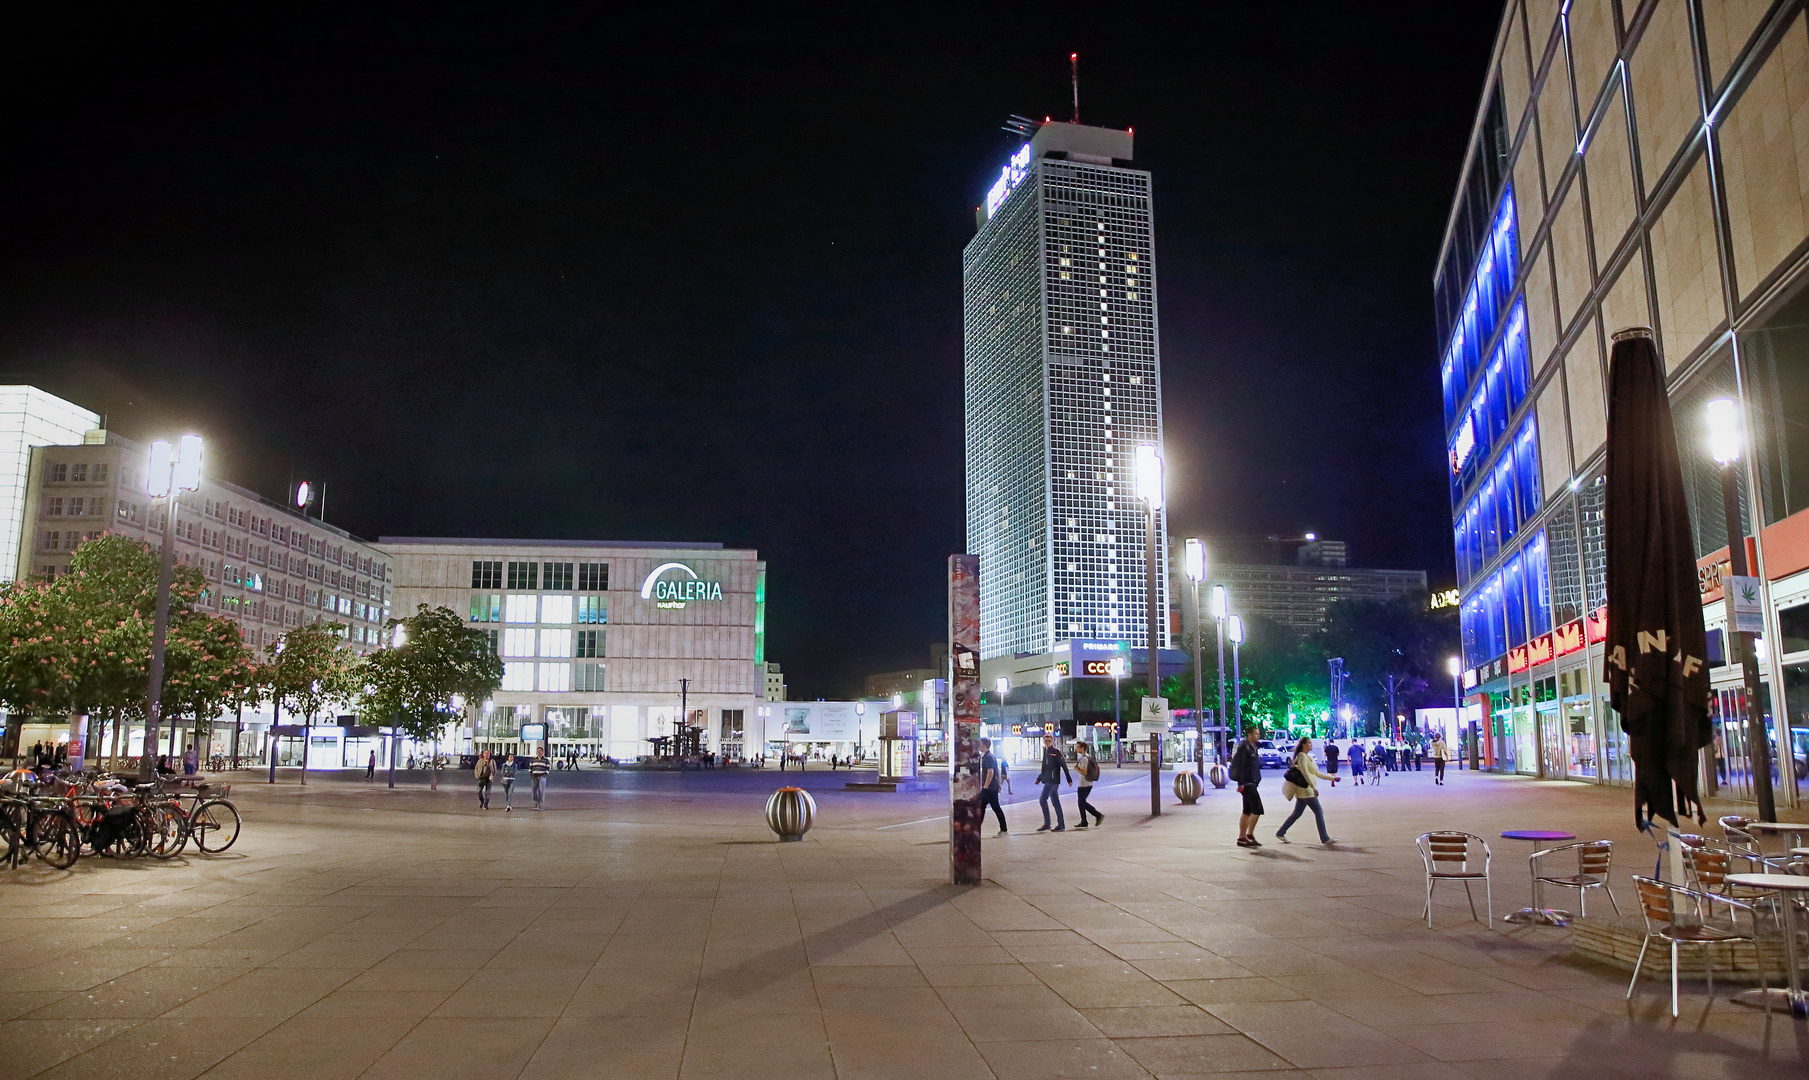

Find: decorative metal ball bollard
<box><xmin>1206</xmin><ymin>762</ymin><xmax>1229</xmax><ymax>789</ymax></box>
<box><xmin>1173</xmin><ymin>770</ymin><xmax>1203</xmax><ymax>805</ymax></box>
<box><xmin>765</xmin><ymin>786</ymin><xmax>816</xmax><ymax>842</ymax></box>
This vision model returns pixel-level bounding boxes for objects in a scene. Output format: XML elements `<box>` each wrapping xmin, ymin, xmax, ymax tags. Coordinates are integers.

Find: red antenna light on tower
<box><xmin>1070</xmin><ymin>53</ymin><xmax>1080</xmax><ymax>124</ymax></box>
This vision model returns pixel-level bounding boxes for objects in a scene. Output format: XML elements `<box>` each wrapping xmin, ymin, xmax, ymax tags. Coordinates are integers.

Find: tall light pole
<box><xmin>1184</xmin><ymin>538</ymin><xmax>1206</xmax><ymax>771</ymax></box>
<box><xmin>1135</xmin><ymin>446</ymin><xmax>1165</xmax><ymax>749</ymax></box>
<box><xmin>1212</xmin><ymin>585</ymin><xmax>1229</xmax><ymax>761</ymax></box>
<box><xmin>1228</xmin><ymin>615</ymin><xmax>1245</xmax><ymax>735</ymax></box>
<box><xmin>142</xmin><ymin>435</ymin><xmax>203</xmax><ymax>779</ymax></box>
<box><xmin>1707</xmin><ymin>398</ymin><xmax>1775</xmax><ymax>822</ymax></box>
<box><xmin>1109</xmin><ymin>655</ymin><xmax>1126</xmax><ymax>766</ymax></box>
<box><xmin>1447</xmin><ymin>656</ymin><xmax>1462</xmax><ymax>752</ymax></box>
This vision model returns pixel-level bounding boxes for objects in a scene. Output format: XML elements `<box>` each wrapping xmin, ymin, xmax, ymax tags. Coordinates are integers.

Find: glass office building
<box><xmin>1440</xmin><ymin>0</ymin><xmax>1809</xmax><ymax>809</ymax></box>
<box><xmin>963</xmin><ymin>120</ymin><xmax>1168</xmax><ymax>659</ymax></box>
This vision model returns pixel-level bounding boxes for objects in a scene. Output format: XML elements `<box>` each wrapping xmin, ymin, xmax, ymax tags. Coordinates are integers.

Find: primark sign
<box><xmin>640</xmin><ymin>562</ymin><xmax>724</xmax><ymax>609</ymax></box>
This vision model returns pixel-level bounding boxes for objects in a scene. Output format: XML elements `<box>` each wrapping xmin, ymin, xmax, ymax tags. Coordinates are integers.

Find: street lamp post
<box><xmin>1212</xmin><ymin>585</ymin><xmax>1229</xmax><ymax>762</ymax></box>
<box><xmin>1447</xmin><ymin>656</ymin><xmax>1462</xmax><ymax>760</ymax></box>
<box><xmin>1708</xmin><ymin>398</ymin><xmax>1776</xmax><ymax>822</ymax></box>
<box><xmin>1184</xmin><ymin>538</ymin><xmax>1206</xmax><ymax>771</ymax></box>
<box><xmin>1228</xmin><ymin>615</ymin><xmax>1245</xmax><ymax>735</ymax></box>
<box><xmin>141</xmin><ymin>435</ymin><xmax>203</xmax><ymax>780</ymax></box>
<box><xmin>1109</xmin><ymin>656</ymin><xmax>1126</xmax><ymax>766</ymax></box>
<box><xmin>1135</xmin><ymin>445</ymin><xmax>1165</xmax><ymax>758</ymax></box>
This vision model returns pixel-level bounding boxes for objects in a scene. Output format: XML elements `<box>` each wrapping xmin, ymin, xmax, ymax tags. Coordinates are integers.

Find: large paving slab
<box><xmin>3</xmin><ymin>762</ymin><xmax>1806</xmax><ymax>1078</ymax></box>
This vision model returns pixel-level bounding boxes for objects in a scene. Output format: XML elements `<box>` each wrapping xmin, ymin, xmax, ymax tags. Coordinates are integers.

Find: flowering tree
<box><xmin>364</xmin><ymin>604</ymin><xmax>502</xmax><ymax>786</ymax></box>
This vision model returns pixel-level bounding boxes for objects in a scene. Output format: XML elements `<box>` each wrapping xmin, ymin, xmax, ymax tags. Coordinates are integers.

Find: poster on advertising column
<box><xmin>949</xmin><ymin>553</ymin><xmax>982</xmax><ymax>886</ymax></box>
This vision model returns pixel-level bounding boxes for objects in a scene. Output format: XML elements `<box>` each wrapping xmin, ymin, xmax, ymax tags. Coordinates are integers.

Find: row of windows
<box><xmin>42</xmin><ymin>463</ymin><xmax>109</xmax><ymax>484</ymax></box>
<box><xmin>40</xmin><ymin>496</ymin><xmax>101</xmax><ymax>517</ymax></box>
<box><xmin>1454</xmin><ymin>420</ymin><xmax>1542</xmax><ymax>587</ymax></box>
<box><xmin>500</xmin><ymin>661</ymin><xmax>607</xmax><ymax>694</ymax></box>
<box><xmin>1461</xmin><ymin>530</ymin><xmax>1553</xmax><ymax>666</ymax></box>
<box><xmin>1440</xmin><ymin>184</ymin><xmax>1521</xmax><ymax>431</ymax></box>
<box><xmin>1447</xmin><ymin>301</ymin><xmax>1532</xmax><ymax>504</ymax></box>
<box><xmin>470</xmin><ymin>592</ymin><xmax>607</xmax><ymax>625</ymax></box>
<box><xmin>498</xmin><ymin>627</ymin><xmax>604</xmax><ymax>659</ymax></box>
<box><xmin>471</xmin><ymin>560</ymin><xmax>608</xmax><ymax>591</ymax></box>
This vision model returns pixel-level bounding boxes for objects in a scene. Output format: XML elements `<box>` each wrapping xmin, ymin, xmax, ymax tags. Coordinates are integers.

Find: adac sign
<box><xmin>640</xmin><ymin>562</ymin><xmax>724</xmax><ymax>610</ymax></box>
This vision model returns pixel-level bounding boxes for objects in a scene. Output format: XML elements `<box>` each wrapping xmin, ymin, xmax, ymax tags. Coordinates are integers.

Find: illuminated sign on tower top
<box><xmin>983</xmin><ymin>144</ymin><xmax>1032</xmax><ymax>220</ymax></box>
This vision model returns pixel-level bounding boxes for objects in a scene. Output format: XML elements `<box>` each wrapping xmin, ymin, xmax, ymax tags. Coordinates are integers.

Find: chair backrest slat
<box><xmin>1419</xmin><ymin>831</ymin><xmax>1486</xmax><ymax>873</ymax></box>
<box><xmin>1577</xmin><ymin>842</ymin><xmax>1611</xmax><ymax>876</ymax></box>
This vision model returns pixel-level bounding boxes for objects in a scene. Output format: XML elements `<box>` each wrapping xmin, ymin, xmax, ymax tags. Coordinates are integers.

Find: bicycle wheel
<box><xmin>191</xmin><ymin>800</ymin><xmax>241</xmax><ymax>853</ymax></box>
<box><xmin>30</xmin><ymin>809</ymin><xmax>80</xmax><ymax>869</ymax></box>
<box><xmin>146</xmin><ymin>805</ymin><xmax>187</xmax><ymax>859</ymax></box>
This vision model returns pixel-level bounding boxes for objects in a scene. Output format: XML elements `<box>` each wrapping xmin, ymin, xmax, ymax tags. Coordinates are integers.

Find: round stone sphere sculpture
<box><xmin>1206</xmin><ymin>763</ymin><xmax>1229</xmax><ymax>789</ymax></box>
<box><xmin>765</xmin><ymin>786</ymin><xmax>816</xmax><ymax>842</ymax></box>
<box><xmin>1173</xmin><ymin>770</ymin><xmax>1203</xmax><ymax>805</ymax></box>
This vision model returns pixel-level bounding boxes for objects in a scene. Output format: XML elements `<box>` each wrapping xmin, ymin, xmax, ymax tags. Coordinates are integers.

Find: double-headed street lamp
<box><xmin>141</xmin><ymin>435</ymin><xmax>203</xmax><ymax>779</ymax></box>
<box><xmin>1707</xmin><ymin>398</ymin><xmax>1776</xmax><ymax>821</ymax></box>
<box><xmin>1184</xmin><ymin>538</ymin><xmax>1207</xmax><ymax>770</ymax></box>
<box><xmin>1134</xmin><ymin>446</ymin><xmax>1165</xmax><ymax>741</ymax></box>
<box><xmin>1228</xmin><ymin>614</ymin><xmax>1245</xmax><ymax>735</ymax></box>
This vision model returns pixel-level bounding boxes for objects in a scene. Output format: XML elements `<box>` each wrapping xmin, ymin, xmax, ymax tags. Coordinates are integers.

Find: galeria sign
<box><xmin>640</xmin><ymin>562</ymin><xmax>724</xmax><ymax>609</ymax></box>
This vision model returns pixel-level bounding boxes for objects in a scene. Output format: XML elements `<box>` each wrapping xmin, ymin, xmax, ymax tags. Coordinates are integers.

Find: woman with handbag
<box><xmin>1276</xmin><ymin>737</ymin><xmax>1338</xmax><ymax>846</ymax></box>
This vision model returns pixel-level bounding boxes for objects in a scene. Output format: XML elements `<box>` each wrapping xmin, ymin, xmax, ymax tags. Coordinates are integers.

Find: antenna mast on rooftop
<box><xmin>1070</xmin><ymin>53</ymin><xmax>1080</xmax><ymax>123</ymax></box>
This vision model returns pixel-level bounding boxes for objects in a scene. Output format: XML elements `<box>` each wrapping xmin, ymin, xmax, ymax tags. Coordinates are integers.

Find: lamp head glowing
<box><xmin>1045</xmin><ymin>667</ymin><xmax>1062</xmax><ymax>688</ymax></box>
<box><xmin>1184</xmin><ymin>537</ymin><xmax>1205</xmax><ymax>582</ymax></box>
<box><xmin>1304</xmin><ymin>532</ymin><xmax>1316</xmax><ymax>541</ymax></box>
<box><xmin>295</xmin><ymin>481</ymin><xmax>313</xmax><ymax>509</ymax></box>
<box><xmin>390</xmin><ymin>623</ymin><xmax>407</xmax><ymax>648</ymax></box>
<box><xmin>995</xmin><ymin>677</ymin><xmax>1009</xmax><ymax>694</ymax></box>
<box><xmin>146</xmin><ymin>441</ymin><xmax>174</xmax><ymax>498</ymax></box>
<box><xmin>1706</xmin><ymin>398</ymin><xmax>1742</xmax><ymax>465</ymax></box>
<box><xmin>1228</xmin><ymin>615</ymin><xmax>1244</xmax><ymax>645</ymax></box>
<box><xmin>1211</xmin><ymin>584</ymin><xmax>1228</xmax><ymax>620</ymax></box>
<box><xmin>1446</xmin><ymin>656</ymin><xmax>1461</xmax><ymax>677</ymax></box>
<box><xmin>1108</xmin><ymin>656</ymin><xmax>1126</xmax><ymax>679</ymax></box>
<box><xmin>173</xmin><ymin>435</ymin><xmax>203</xmax><ymax>492</ymax></box>
<box><xmin>1134</xmin><ymin>445</ymin><xmax>1164</xmax><ymax>509</ymax></box>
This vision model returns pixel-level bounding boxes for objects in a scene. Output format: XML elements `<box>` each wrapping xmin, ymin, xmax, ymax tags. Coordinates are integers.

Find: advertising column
<box><xmin>949</xmin><ymin>554</ymin><xmax>982</xmax><ymax>886</ymax></box>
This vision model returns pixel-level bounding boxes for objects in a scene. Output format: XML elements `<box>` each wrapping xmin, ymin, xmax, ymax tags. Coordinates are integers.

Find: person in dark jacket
<box><xmin>1324</xmin><ymin>741</ymin><xmax>1341</xmax><ymax>786</ymax></box>
<box><xmin>1230</xmin><ymin>725</ymin><xmax>1265</xmax><ymax>847</ymax></box>
<box><xmin>979</xmin><ymin>738</ymin><xmax>1007</xmax><ymax>836</ymax></box>
<box><xmin>1036</xmin><ymin>735</ymin><xmax>1071</xmax><ymax>832</ymax></box>
<box><xmin>1348</xmin><ymin>741</ymin><xmax>1366</xmax><ymax>786</ymax></box>
<box><xmin>529</xmin><ymin>751</ymin><xmax>551</xmax><ymax>810</ymax></box>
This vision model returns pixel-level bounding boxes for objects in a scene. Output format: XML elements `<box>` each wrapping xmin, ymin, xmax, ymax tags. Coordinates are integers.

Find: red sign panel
<box><xmin>1553</xmin><ymin>619</ymin><xmax>1585</xmax><ymax>657</ymax></box>
<box><xmin>1507</xmin><ymin>645</ymin><xmax>1530</xmax><ymax>673</ymax></box>
<box><xmin>1526</xmin><ymin>633</ymin><xmax>1553</xmax><ymax>667</ymax></box>
<box><xmin>1585</xmin><ymin>607</ymin><xmax>1608</xmax><ymax>643</ymax></box>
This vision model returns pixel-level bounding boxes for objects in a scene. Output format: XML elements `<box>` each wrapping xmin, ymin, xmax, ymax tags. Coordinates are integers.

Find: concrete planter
<box><xmin>765</xmin><ymin>786</ymin><xmax>816</xmax><ymax>842</ymax></box>
<box><xmin>1173</xmin><ymin>771</ymin><xmax>1203</xmax><ymax>805</ymax></box>
<box><xmin>1570</xmin><ymin>914</ymin><xmax>1802</xmax><ymax>982</ymax></box>
<box><xmin>1206</xmin><ymin>763</ymin><xmax>1228</xmax><ymax>789</ymax></box>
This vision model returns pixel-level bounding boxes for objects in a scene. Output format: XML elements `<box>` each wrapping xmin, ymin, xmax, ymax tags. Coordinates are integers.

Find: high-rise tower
<box><xmin>963</xmin><ymin>121</ymin><xmax>1166</xmax><ymax>660</ymax></box>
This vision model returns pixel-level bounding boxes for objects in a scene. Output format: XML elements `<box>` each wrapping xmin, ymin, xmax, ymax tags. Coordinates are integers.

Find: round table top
<box><xmin>1742</xmin><ymin>821</ymin><xmax>1809</xmax><ymax>833</ymax></box>
<box><xmin>1793</xmin><ymin>847</ymin><xmax>1809</xmax><ymax>857</ymax></box>
<box><xmin>1726</xmin><ymin>873</ymin><xmax>1809</xmax><ymax>892</ymax></box>
<box><xmin>1501</xmin><ymin>830</ymin><xmax>1576</xmax><ymax>841</ymax></box>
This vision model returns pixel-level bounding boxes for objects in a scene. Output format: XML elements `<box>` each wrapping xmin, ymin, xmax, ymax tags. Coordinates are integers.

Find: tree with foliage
<box><xmin>267</xmin><ymin>621</ymin><xmax>361</xmax><ymax>777</ymax></box>
<box><xmin>1311</xmin><ymin>591</ymin><xmax>1456</xmax><ymax>736</ymax></box>
<box><xmin>363</xmin><ymin>605</ymin><xmax>503</xmax><ymax>788</ymax></box>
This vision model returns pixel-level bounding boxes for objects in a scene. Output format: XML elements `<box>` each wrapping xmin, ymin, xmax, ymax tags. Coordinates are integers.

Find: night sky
<box><xmin>1</xmin><ymin>5</ymin><xmax>1501</xmax><ymax>697</ymax></box>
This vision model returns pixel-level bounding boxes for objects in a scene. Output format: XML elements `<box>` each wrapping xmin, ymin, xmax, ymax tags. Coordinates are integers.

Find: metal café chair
<box><xmin>1627</xmin><ymin>875</ymin><xmax>1767</xmax><ymax>1020</ymax></box>
<box><xmin>1720</xmin><ymin>815</ymin><xmax>1760</xmax><ymax>853</ymax></box>
<box><xmin>1683</xmin><ymin>839</ymin><xmax>1784</xmax><ymax>931</ymax></box>
<box><xmin>1418</xmin><ymin>831</ymin><xmax>1492</xmax><ymax>929</ymax></box>
<box><xmin>1530</xmin><ymin>840</ymin><xmax>1620</xmax><ymax>918</ymax></box>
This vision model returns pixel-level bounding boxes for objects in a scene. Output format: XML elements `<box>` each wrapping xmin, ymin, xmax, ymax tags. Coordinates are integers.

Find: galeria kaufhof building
<box><xmin>378</xmin><ymin>539</ymin><xmax>767</xmax><ymax>762</ymax></box>
<box><xmin>1442</xmin><ymin>0</ymin><xmax>1809</xmax><ymax>811</ymax></box>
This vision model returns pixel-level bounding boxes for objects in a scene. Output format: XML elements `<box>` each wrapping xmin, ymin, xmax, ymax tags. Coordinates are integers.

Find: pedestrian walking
<box><xmin>1276</xmin><ymin>737</ymin><xmax>1338</xmax><ymax>845</ymax></box>
<box><xmin>1230</xmin><ymin>725</ymin><xmax>1264</xmax><ymax>847</ymax></box>
<box><xmin>529</xmin><ymin>750</ymin><xmax>550</xmax><ymax>810</ymax></box>
<box><xmin>474</xmin><ymin>750</ymin><xmax>495</xmax><ymax>810</ymax></box>
<box><xmin>500</xmin><ymin>754</ymin><xmax>517</xmax><ymax>809</ymax></box>
<box><xmin>979</xmin><ymin>738</ymin><xmax>1007</xmax><ymax>835</ymax></box>
<box><xmin>1431</xmin><ymin>733</ymin><xmax>1451</xmax><ymax>785</ymax></box>
<box><xmin>1074</xmin><ymin>742</ymin><xmax>1104</xmax><ymax>827</ymax></box>
<box><xmin>1348</xmin><ymin>741</ymin><xmax>1365</xmax><ymax>786</ymax></box>
<box><xmin>1035</xmin><ymin>734</ymin><xmax>1071</xmax><ymax>832</ymax></box>
<box><xmin>1369</xmin><ymin>742</ymin><xmax>1386</xmax><ymax>786</ymax></box>
<box><xmin>1324</xmin><ymin>741</ymin><xmax>1341</xmax><ymax>786</ymax></box>
<box><xmin>183</xmin><ymin>744</ymin><xmax>199</xmax><ymax>776</ymax></box>
<box><xmin>366</xmin><ymin>750</ymin><xmax>376</xmax><ymax>779</ymax></box>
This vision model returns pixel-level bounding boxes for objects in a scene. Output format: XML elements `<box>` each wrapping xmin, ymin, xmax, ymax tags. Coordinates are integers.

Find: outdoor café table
<box><xmin>1501</xmin><ymin>829</ymin><xmax>1576</xmax><ymax>926</ymax></box>
<box><xmin>1746</xmin><ymin>821</ymin><xmax>1809</xmax><ymax>859</ymax></box>
<box><xmin>1727</xmin><ymin>873</ymin><xmax>1809</xmax><ymax>1018</ymax></box>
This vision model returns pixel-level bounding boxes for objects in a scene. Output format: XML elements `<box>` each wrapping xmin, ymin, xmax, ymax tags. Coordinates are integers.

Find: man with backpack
<box><xmin>1229</xmin><ymin>725</ymin><xmax>1265</xmax><ymax>847</ymax></box>
<box><xmin>1035</xmin><ymin>734</ymin><xmax>1072</xmax><ymax>832</ymax></box>
<box><xmin>1074</xmin><ymin>742</ymin><xmax>1104</xmax><ymax>827</ymax></box>
<box><xmin>978</xmin><ymin>738</ymin><xmax>1007</xmax><ymax>836</ymax></box>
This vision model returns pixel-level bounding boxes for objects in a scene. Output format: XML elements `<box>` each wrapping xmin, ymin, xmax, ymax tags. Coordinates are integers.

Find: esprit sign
<box><xmin>639</xmin><ymin>562</ymin><xmax>723</xmax><ymax>610</ymax></box>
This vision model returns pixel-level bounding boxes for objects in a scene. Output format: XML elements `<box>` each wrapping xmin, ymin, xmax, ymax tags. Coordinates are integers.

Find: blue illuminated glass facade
<box><xmin>1454</xmin><ymin>417</ymin><xmax>1540</xmax><ymax>588</ymax></box>
<box><xmin>1460</xmin><ymin>528</ymin><xmax>1552</xmax><ymax>670</ymax></box>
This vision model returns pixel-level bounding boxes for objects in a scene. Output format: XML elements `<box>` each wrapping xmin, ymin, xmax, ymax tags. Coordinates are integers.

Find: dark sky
<box><xmin>0</xmin><ymin>4</ymin><xmax>1500</xmax><ymax>698</ymax></box>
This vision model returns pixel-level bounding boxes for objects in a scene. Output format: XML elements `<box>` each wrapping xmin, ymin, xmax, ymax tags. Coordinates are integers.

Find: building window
<box><xmin>45</xmin><ymin>463</ymin><xmax>66</xmax><ymax>483</ymax></box>
<box><xmin>576</xmin><ymin>629</ymin><xmax>603</xmax><ymax>658</ymax></box>
<box><xmin>539</xmin><ymin>628</ymin><xmax>572</xmax><ymax>657</ymax></box>
<box><xmin>470</xmin><ymin>593</ymin><xmax>501</xmax><ymax>622</ymax></box>
<box><xmin>507</xmin><ymin>561</ymin><xmax>538</xmax><ymax>589</ymax></box>
<box><xmin>502</xmin><ymin>662</ymin><xmax>535</xmax><ymax>692</ymax></box>
<box><xmin>539</xmin><ymin>594</ymin><xmax>574</xmax><ymax>624</ymax></box>
<box><xmin>577</xmin><ymin>595</ymin><xmax>607</xmax><ymax>624</ymax></box>
<box><xmin>720</xmin><ymin>709</ymin><xmax>744</xmax><ymax>739</ymax></box>
<box><xmin>41</xmin><ymin>530</ymin><xmax>59</xmax><ymax>550</ymax></box>
<box><xmin>574</xmin><ymin>663</ymin><xmax>605</xmax><ymax>692</ymax></box>
<box><xmin>504</xmin><ymin>594</ymin><xmax>538</xmax><ymax>623</ymax></box>
<box><xmin>71</xmin><ymin>464</ymin><xmax>88</xmax><ymax>482</ymax></box>
<box><xmin>501</xmin><ymin>628</ymin><xmax>536</xmax><ymax>657</ymax></box>
<box><xmin>537</xmin><ymin>663</ymin><xmax>571</xmax><ymax>693</ymax></box>
<box><xmin>43</xmin><ymin>497</ymin><xmax>62</xmax><ymax>516</ymax></box>
<box><xmin>543</xmin><ymin>562</ymin><xmax>573</xmax><ymax>590</ymax></box>
<box><xmin>577</xmin><ymin>563</ymin><xmax>608</xmax><ymax>591</ymax></box>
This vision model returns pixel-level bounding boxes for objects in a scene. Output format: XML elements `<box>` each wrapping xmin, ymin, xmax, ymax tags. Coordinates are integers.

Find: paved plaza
<box><xmin>3</xmin><ymin>763</ymin><xmax>1807</xmax><ymax>1079</ymax></box>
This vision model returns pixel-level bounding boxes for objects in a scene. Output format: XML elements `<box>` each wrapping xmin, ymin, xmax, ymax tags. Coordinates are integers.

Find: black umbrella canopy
<box><xmin>1601</xmin><ymin>329</ymin><xmax>1712</xmax><ymax>829</ymax></box>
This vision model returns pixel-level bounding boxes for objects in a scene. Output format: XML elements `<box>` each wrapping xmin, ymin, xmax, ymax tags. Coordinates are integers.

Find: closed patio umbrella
<box><xmin>1601</xmin><ymin>329</ymin><xmax>1711</xmax><ymax>830</ymax></box>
